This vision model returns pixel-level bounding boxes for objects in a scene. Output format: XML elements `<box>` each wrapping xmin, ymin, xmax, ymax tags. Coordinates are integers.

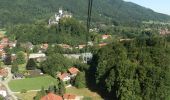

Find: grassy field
<box><xmin>9</xmin><ymin>75</ymin><xmax>57</xmax><ymax>92</ymax></box>
<box><xmin>15</xmin><ymin>91</ymin><xmax>37</xmax><ymax>100</ymax></box>
<box><xmin>66</xmin><ymin>87</ymin><xmax>103</xmax><ymax>100</ymax></box>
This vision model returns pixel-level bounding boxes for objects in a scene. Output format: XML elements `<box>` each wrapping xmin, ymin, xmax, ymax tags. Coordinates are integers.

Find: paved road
<box><xmin>0</xmin><ymin>67</ymin><xmax>18</xmax><ymax>100</ymax></box>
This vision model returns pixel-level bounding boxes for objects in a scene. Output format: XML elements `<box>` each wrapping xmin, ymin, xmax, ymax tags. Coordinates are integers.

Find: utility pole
<box><xmin>85</xmin><ymin>0</ymin><xmax>93</xmax><ymax>63</ymax></box>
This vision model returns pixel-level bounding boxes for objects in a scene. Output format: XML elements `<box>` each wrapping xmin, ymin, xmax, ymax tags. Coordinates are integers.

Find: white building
<box><xmin>49</xmin><ymin>8</ymin><xmax>72</xmax><ymax>25</ymax></box>
<box><xmin>63</xmin><ymin>53</ymin><xmax>93</xmax><ymax>63</ymax></box>
<box><xmin>29</xmin><ymin>53</ymin><xmax>46</xmax><ymax>59</ymax></box>
<box><xmin>0</xmin><ymin>84</ymin><xmax>7</xmax><ymax>97</ymax></box>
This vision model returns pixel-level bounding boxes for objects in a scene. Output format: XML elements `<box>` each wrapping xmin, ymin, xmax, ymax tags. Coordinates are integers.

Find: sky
<box><xmin>124</xmin><ymin>0</ymin><xmax>170</xmax><ymax>15</ymax></box>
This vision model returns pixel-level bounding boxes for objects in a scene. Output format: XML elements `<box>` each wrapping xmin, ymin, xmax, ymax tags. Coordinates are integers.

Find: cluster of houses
<box><xmin>41</xmin><ymin>92</ymin><xmax>83</xmax><ymax>100</ymax></box>
<box><xmin>57</xmin><ymin>67</ymin><xmax>79</xmax><ymax>82</ymax></box>
<box><xmin>0</xmin><ymin>37</ymin><xmax>17</xmax><ymax>60</ymax></box>
<box><xmin>159</xmin><ymin>28</ymin><xmax>170</xmax><ymax>35</ymax></box>
<box><xmin>56</xmin><ymin>34</ymin><xmax>111</xmax><ymax>50</ymax></box>
<box><xmin>40</xmin><ymin>67</ymin><xmax>83</xmax><ymax>100</ymax></box>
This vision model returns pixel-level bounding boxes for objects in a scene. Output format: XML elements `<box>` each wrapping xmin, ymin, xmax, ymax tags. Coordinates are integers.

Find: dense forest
<box><xmin>6</xmin><ymin>18</ymin><xmax>87</xmax><ymax>45</ymax></box>
<box><xmin>0</xmin><ymin>0</ymin><xmax>170</xmax><ymax>27</ymax></box>
<box><xmin>90</xmin><ymin>36</ymin><xmax>170</xmax><ymax>99</ymax></box>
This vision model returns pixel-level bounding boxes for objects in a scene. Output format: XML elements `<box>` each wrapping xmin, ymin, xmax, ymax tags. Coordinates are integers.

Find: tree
<box><xmin>91</xmin><ymin>37</ymin><xmax>170</xmax><ymax>99</ymax></box>
<box><xmin>41</xmin><ymin>53</ymin><xmax>72</xmax><ymax>77</ymax></box>
<box><xmin>58</xmin><ymin>80</ymin><xmax>65</xmax><ymax>95</ymax></box>
<box><xmin>4</xmin><ymin>54</ymin><xmax>12</xmax><ymax>65</ymax></box>
<box><xmin>34</xmin><ymin>87</ymin><xmax>46</xmax><ymax>100</ymax></box>
<box><xmin>74</xmin><ymin>72</ymin><xmax>86</xmax><ymax>88</ymax></box>
<box><xmin>0</xmin><ymin>95</ymin><xmax>4</xmax><ymax>100</ymax></box>
<box><xmin>16</xmin><ymin>51</ymin><xmax>26</xmax><ymax>64</ymax></box>
<box><xmin>11</xmin><ymin>61</ymin><xmax>19</xmax><ymax>74</ymax></box>
<box><xmin>26</xmin><ymin>59</ymin><xmax>37</xmax><ymax>70</ymax></box>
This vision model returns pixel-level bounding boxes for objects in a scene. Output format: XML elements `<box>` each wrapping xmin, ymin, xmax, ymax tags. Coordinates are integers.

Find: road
<box><xmin>0</xmin><ymin>67</ymin><xmax>18</xmax><ymax>100</ymax></box>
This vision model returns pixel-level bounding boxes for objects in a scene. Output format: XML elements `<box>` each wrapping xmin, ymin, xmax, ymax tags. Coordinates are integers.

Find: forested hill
<box><xmin>0</xmin><ymin>0</ymin><xmax>170</xmax><ymax>27</ymax></box>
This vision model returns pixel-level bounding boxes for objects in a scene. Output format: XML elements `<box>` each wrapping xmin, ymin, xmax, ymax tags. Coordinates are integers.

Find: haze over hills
<box><xmin>0</xmin><ymin>0</ymin><xmax>170</xmax><ymax>27</ymax></box>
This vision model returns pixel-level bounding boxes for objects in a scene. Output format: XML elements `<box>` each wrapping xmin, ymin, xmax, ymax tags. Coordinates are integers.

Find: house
<box><xmin>20</xmin><ymin>42</ymin><xmax>34</xmax><ymax>50</ymax></box>
<box><xmin>29</xmin><ymin>53</ymin><xmax>46</xmax><ymax>62</ymax></box>
<box><xmin>0</xmin><ymin>68</ymin><xmax>8</xmax><ymax>80</ymax></box>
<box><xmin>160</xmin><ymin>28</ymin><xmax>170</xmax><ymax>35</ymax></box>
<box><xmin>98</xmin><ymin>43</ymin><xmax>108</xmax><ymax>47</ymax></box>
<box><xmin>41</xmin><ymin>43</ymin><xmax>48</xmax><ymax>50</ymax></box>
<box><xmin>101</xmin><ymin>34</ymin><xmax>111</xmax><ymax>40</ymax></box>
<box><xmin>11</xmin><ymin>54</ymin><xmax>17</xmax><ymax>62</ymax></box>
<box><xmin>63</xmin><ymin>94</ymin><xmax>83</xmax><ymax>100</ymax></box>
<box><xmin>58</xmin><ymin>44</ymin><xmax>72</xmax><ymax>49</ymax></box>
<box><xmin>0</xmin><ymin>45</ymin><xmax>4</xmax><ymax>51</ymax></box>
<box><xmin>41</xmin><ymin>93</ymin><xmax>63</xmax><ymax>100</ymax></box>
<box><xmin>63</xmin><ymin>53</ymin><xmax>93</xmax><ymax>63</ymax></box>
<box><xmin>68</xmin><ymin>67</ymin><xmax>79</xmax><ymax>77</ymax></box>
<box><xmin>8</xmin><ymin>41</ymin><xmax>17</xmax><ymax>48</ymax></box>
<box><xmin>57</xmin><ymin>72</ymin><xmax>71</xmax><ymax>82</ymax></box>
<box><xmin>0</xmin><ymin>84</ymin><xmax>7</xmax><ymax>97</ymax></box>
<box><xmin>119</xmin><ymin>38</ymin><xmax>132</xmax><ymax>42</ymax></box>
<box><xmin>13</xmin><ymin>73</ymin><xmax>24</xmax><ymax>79</ymax></box>
<box><xmin>1</xmin><ymin>37</ymin><xmax>9</xmax><ymax>46</ymax></box>
<box><xmin>27</xmin><ymin>69</ymin><xmax>43</xmax><ymax>77</ymax></box>
<box><xmin>78</xmin><ymin>45</ymin><xmax>86</xmax><ymax>49</ymax></box>
<box><xmin>63</xmin><ymin>94</ymin><xmax>77</xmax><ymax>100</ymax></box>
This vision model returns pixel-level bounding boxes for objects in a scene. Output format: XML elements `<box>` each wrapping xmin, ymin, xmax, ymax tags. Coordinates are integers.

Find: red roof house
<box><xmin>98</xmin><ymin>43</ymin><xmax>107</xmax><ymax>47</ymax></box>
<box><xmin>57</xmin><ymin>72</ymin><xmax>71</xmax><ymax>82</ymax></box>
<box><xmin>0</xmin><ymin>68</ymin><xmax>8</xmax><ymax>78</ymax></box>
<box><xmin>68</xmin><ymin>67</ymin><xmax>79</xmax><ymax>76</ymax></box>
<box><xmin>41</xmin><ymin>43</ymin><xmax>49</xmax><ymax>50</ymax></box>
<box><xmin>0</xmin><ymin>45</ymin><xmax>4</xmax><ymax>50</ymax></box>
<box><xmin>63</xmin><ymin>94</ymin><xmax>76</xmax><ymax>100</ymax></box>
<box><xmin>41</xmin><ymin>93</ymin><xmax>63</xmax><ymax>100</ymax></box>
<box><xmin>78</xmin><ymin>45</ymin><xmax>86</xmax><ymax>49</ymax></box>
<box><xmin>101</xmin><ymin>34</ymin><xmax>111</xmax><ymax>40</ymax></box>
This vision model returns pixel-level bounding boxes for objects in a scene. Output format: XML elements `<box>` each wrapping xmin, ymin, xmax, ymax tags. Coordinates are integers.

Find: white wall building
<box><xmin>49</xmin><ymin>8</ymin><xmax>72</xmax><ymax>25</ymax></box>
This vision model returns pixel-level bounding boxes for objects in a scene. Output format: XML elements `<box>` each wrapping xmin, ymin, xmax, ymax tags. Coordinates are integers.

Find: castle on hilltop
<box><xmin>49</xmin><ymin>8</ymin><xmax>72</xmax><ymax>25</ymax></box>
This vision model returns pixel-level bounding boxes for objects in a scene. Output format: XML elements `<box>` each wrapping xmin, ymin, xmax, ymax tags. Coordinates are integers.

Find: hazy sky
<box><xmin>124</xmin><ymin>0</ymin><xmax>170</xmax><ymax>15</ymax></box>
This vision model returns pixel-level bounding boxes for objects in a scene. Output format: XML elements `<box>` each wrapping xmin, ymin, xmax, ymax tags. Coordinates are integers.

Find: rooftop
<box><xmin>68</xmin><ymin>67</ymin><xmax>79</xmax><ymax>75</ymax></box>
<box><xmin>41</xmin><ymin>93</ymin><xmax>63</xmax><ymax>100</ymax></box>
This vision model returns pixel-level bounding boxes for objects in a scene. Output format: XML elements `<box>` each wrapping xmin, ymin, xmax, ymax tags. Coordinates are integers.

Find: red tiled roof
<box><xmin>101</xmin><ymin>34</ymin><xmax>111</xmax><ymax>39</ymax></box>
<box><xmin>68</xmin><ymin>67</ymin><xmax>79</xmax><ymax>75</ymax></box>
<box><xmin>1</xmin><ymin>37</ymin><xmax>9</xmax><ymax>43</ymax></box>
<box><xmin>0</xmin><ymin>68</ymin><xmax>8</xmax><ymax>77</ymax></box>
<box><xmin>0</xmin><ymin>45</ymin><xmax>4</xmax><ymax>49</ymax></box>
<box><xmin>58</xmin><ymin>73</ymin><xmax>69</xmax><ymax>80</ymax></box>
<box><xmin>41</xmin><ymin>93</ymin><xmax>63</xmax><ymax>100</ymax></box>
<box><xmin>63</xmin><ymin>94</ymin><xmax>76</xmax><ymax>100</ymax></box>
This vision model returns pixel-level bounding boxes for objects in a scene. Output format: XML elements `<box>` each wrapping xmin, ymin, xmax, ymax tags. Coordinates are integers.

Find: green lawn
<box><xmin>66</xmin><ymin>87</ymin><xmax>103</xmax><ymax>100</ymax></box>
<box><xmin>15</xmin><ymin>91</ymin><xmax>37</xmax><ymax>100</ymax></box>
<box><xmin>9</xmin><ymin>76</ymin><xmax>57</xmax><ymax>92</ymax></box>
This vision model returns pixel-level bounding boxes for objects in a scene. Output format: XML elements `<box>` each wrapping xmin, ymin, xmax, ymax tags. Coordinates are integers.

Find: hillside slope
<box><xmin>0</xmin><ymin>0</ymin><xmax>170</xmax><ymax>27</ymax></box>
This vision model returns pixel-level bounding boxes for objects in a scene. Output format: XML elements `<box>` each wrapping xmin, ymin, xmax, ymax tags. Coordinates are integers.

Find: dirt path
<box><xmin>0</xmin><ymin>67</ymin><xmax>18</xmax><ymax>100</ymax></box>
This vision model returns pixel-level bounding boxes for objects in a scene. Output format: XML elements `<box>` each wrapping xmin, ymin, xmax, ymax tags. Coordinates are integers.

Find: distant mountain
<box><xmin>0</xmin><ymin>0</ymin><xmax>170</xmax><ymax>27</ymax></box>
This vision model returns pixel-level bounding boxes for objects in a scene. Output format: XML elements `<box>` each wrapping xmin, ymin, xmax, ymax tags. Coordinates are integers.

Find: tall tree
<box><xmin>58</xmin><ymin>80</ymin><xmax>65</xmax><ymax>95</ymax></box>
<box><xmin>74</xmin><ymin>72</ymin><xmax>86</xmax><ymax>88</ymax></box>
<box><xmin>11</xmin><ymin>60</ymin><xmax>19</xmax><ymax>74</ymax></box>
<box><xmin>16</xmin><ymin>51</ymin><xmax>26</xmax><ymax>64</ymax></box>
<box><xmin>26</xmin><ymin>59</ymin><xmax>37</xmax><ymax>70</ymax></box>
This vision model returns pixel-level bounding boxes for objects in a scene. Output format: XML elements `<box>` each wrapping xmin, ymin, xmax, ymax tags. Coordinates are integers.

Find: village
<box><xmin>0</xmin><ymin>16</ymin><xmax>113</xmax><ymax>99</ymax></box>
<box><xmin>0</xmin><ymin>7</ymin><xmax>169</xmax><ymax>100</ymax></box>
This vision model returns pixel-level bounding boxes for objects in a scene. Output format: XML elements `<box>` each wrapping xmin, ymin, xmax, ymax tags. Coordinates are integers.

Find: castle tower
<box><xmin>59</xmin><ymin>8</ymin><xmax>63</xmax><ymax>15</ymax></box>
